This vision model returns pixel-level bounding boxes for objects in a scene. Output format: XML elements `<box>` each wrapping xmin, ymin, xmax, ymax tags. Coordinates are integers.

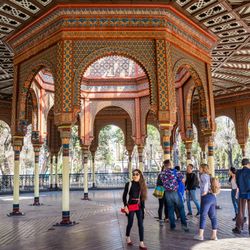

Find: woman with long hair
<box><xmin>194</xmin><ymin>164</ymin><xmax>218</xmax><ymax>241</ymax></box>
<box><xmin>229</xmin><ymin>167</ymin><xmax>238</xmax><ymax>221</ymax></box>
<box><xmin>122</xmin><ymin>169</ymin><xmax>148</xmax><ymax>249</ymax></box>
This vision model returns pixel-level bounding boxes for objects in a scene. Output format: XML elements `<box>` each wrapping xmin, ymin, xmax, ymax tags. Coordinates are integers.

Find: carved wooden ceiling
<box><xmin>0</xmin><ymin>0</ymin><xmax>249</xmax><ymax>100</ymax></box>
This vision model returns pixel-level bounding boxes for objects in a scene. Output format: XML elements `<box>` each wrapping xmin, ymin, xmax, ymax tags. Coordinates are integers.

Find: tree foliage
<box><xmin>214</xmin><ymin>116</ymin><xmax>242</xmax><ymax>169</ymax></box>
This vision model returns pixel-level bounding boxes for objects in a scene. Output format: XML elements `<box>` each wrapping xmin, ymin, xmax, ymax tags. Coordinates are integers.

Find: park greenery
<box><xmin>0</xmin><ymin>116</ymin><xmax>250</xmax><ymax>174</ymax></box>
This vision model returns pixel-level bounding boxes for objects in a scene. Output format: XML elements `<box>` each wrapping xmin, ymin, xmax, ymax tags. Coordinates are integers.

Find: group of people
<box><xmin>122</xmin><ymin>158</ymin><xmax>250</xmax><ymax>249</ymax></box>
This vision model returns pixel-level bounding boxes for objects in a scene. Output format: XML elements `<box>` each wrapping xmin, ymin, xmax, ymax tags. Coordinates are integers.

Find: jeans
<box><xmin>165</xmin><ymin>191</ymin><xmax>187</xmax><ymax>229</ymax></box>
<box><xmin>200</xmin><ymin>193</ymin><xmax>217</xmax><ymax>230</ymax></box>
<box><xmin>231</xmin><ymin>189</ymin><xmax>238</xmax><ymax>215</ymax></box>
<box><xmin>158</xmin><ymin>194</ymin><xmax>168</xmax><ymax>220</ymax></box>
<box><xmin>126</xmin><ymin>209</ymin><xmax>144</xmax><ymax>241</ymax></box>
<box><xmin>186</xmin><ymin>189</ymin><xmax>200</xmax><ymax>214</ymax></box>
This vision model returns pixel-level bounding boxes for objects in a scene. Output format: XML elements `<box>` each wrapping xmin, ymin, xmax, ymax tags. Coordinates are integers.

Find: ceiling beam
<box><xmin>224</xmin><ymin>60</ymin><xmax>250</xmax><ymax>64</ymax></box>
<box><xmin>212</xmin><ymin>77</ymin><xmax>250</xmax><ymax>88</ymax></box>
<box><xmin>2</xmin><ymin>0</ymin><xmax>35</xmax><ymax>18</ymax></box>
<box><xmin>213</xmin><ymin>83</ymin><xmax>234</xmax><ymax>92</ymax></box>
<box><xmin>188</xmin><ymin>1</ymin><xmax>222</xmax><ymax>17</ymax></box>
<box><xmin>241</xmin><ymin>12</ymin><xmax>250</xmax><ymax>20</ymax></box>
<box><xmin>0</xmin><ymin>83</ymin><xmax>12</xmax><ymax>91</ymax></box>
<box><xmin>220</xmin><ymin>65</ymin><xmax>250</xmax><ymax>71</ymax></box>
<box><xmin>213</xmin><ymin>36</ymin><xmax>250</xmax><ymax>72</ymax></box>
<box><xmin>232</xmin><ymin>2</ymin><xmax>250</xmax><ymax>12</ymax></box>
<box><xmin>221</xmin><ymin>0</ymin><xmax>250</xmax><ymax>31</ymax></box>
<box><xmin>213</xmin><ymin>71</ymin><xmax>250</xmax><ymax>80</ymax></box>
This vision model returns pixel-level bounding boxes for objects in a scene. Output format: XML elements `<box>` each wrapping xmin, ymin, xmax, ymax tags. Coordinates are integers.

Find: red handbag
<box><xmin>121</xmin><ymin>208</ymin><xmax>126</xmax><ymax>213</ymax></box>
<box><xmin>128</xmin><ymin>203</ymin><xmax>140</xmax><ymax>212</ymax></box>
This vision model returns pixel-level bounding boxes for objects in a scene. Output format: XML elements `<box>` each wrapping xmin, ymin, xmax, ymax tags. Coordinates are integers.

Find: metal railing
<box><xmin>0</xmin><ymin>170</ymin><xmax>230</xmax><ymax>194</ymax></box>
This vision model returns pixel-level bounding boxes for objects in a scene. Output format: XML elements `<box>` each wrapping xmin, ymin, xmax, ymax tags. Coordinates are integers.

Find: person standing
<box><xmin>194</xmin><ymin>164</ymin><xmax>218</xmax><ymax>241</ymax></box>
<box><xmin>232</xmin><ymin>158</ymin><xmax>250</xmax><ymax>234</ymax></box>
<box><xmin>122</xmin><ymin>169</ymin><xmax>148</xmax><ymax>249</ymax></box>
<box><xmin>185</xmin><ymin>164</ymin><xmax>200</xmax><ymax>216</ymax></box>
<box><xmin>156</xmin><ymin>165</ymin><xmax>168</xmax><ymax>225</ymax></box>
<box><xmin>229</xmin><ymin>167</ymin><xmax>239</xmax><ymax>221</ymax></box>
<box><xmin>161</xmin><ymin>160</ymin><xmax>189</xmax><ymax>232</ymax></box>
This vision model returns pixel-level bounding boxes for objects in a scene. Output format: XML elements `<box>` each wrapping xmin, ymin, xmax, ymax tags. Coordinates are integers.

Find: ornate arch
<box><xmin>173</xmin><ymin>59</ymin><xmax>211</xmax><ymax>134</ymax></box>
<box><xmin>18</xmin><ymin>59</ymin><xmax>55</xmax><ymax>131</ymax></box>
<box><xmin>73</xmin><ymin>46</ymin><xmax>154</xmax><ymax>107</ymax></box>
<box><xmin>89</xmin><ymin>100</ymin><xmax>135</xmax><ymax>138</ymax></box>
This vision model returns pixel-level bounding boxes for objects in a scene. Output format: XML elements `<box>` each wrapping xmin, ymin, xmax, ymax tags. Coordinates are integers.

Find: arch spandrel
<box><xmin>73</xmin><ymin>42</ymin><xmax>157</xmax><ymax>108</ymax></box>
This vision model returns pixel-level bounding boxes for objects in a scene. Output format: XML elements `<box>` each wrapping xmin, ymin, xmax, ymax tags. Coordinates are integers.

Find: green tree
<box><xmin>95</xmin><ymin>125</ymin><xmax>114</xmax><ymax>172</ymax></box>
<box><xmin>214</xmin><ymin>116</ymin><xmax>241</xmax><ymax>169</ymax></box>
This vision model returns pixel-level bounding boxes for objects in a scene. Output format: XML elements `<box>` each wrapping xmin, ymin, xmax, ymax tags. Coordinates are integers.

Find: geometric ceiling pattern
<box><xmin>0</xmin><ymin>0</ymin><xmax>249</xmax><ymax>99</ymax></box>
<box><xmin>176</xmin><ymin>0</ymin><xmax>250</xmax><ymax>97</ymax></box>
<box><xmin>84</xmin><ymin>56</ymin><xmax>145</xmax><ymax>79</ymax></box>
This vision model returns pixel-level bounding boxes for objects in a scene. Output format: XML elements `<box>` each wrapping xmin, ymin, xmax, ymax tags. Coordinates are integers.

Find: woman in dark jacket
<box><xmin>122</xmin><ymin>169</ymin><xmax>147</xmax><ymax>249</ymax></box>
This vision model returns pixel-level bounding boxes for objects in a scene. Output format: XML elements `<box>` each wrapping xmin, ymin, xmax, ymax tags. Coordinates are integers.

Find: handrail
<box><xmin>0</xmin><ymin>170</ymin><xmax>230</xmax><ymax>193</ymax></box>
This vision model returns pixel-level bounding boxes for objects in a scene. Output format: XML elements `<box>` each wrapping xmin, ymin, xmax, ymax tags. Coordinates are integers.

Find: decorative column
<box><xmin>55</xmin><ymin>154</ymin><xmax>59</xmax><ymax>190</ymax></box>
<box><xmin>31</xmin><ymin>131</ymin><xmax>42</xmax><ymax>206</ymax></box>
<box><xmin>81</xmin><ymin>145</ymin><xmax>90</xmax><ymax>200</ymax></box>
<box><xmin>137</xmin><ymin>145</ymin><xmax>144</xmax><ymax>172</ymax></box>
<box><xmin>91</xmin><ymin>152</ymin><xmax>96</xmax><ymax>188</ymax></box>
<box><xmin>160</xmin><ymin>126</ymin><xmax>173</xmax><ymax>161</ymax></box>
<box><xmin>207</xmin><ymin>136</ymin><xmax>215</xmax><ymax>177</ymax></box>
<box><xmin>49</xmin><ymin>155</ymin><xmax>53</xmax><ymax>189</ymax></box>
<box><xmin>185</xmin><ymin>141</ymin><xmax>193</xmax><ymax>165</ymax></box>
<box><xmin>33</xmin><ymin>145</ymin><xmax>41</xmax><ymax>205</ymax></box>
<box><xmin>57</xmin><ymin>126</ymin><xmax>73</xmax><ymax>225</ymax></box>
<box><xmin>8</xmin><ymin>136</ymin><xmax>24</xmax><ymax>216</ymax></box>
<box><xmin>128</xmin><ymin>152</ymin><xmax>133</xmax><ymax>180</ymax></box>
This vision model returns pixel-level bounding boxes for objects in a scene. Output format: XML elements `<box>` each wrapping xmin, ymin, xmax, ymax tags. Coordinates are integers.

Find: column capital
<box><xmin>58</xmin><ymin>126</ymin><xmax>71</xmax><ymax>156</ymax></box>
<box><xmin>31</xmin><ymin>130</ymin><xmax>43</xmax><ymax>148</ymax></box>
<box><xmin>159</xmin><ymin>123</ymin><xmax>174</xmax><ymax>132</ymax></box>
<box><xmin>12</xmin><ymin>135</ymin><xmax>24</xmax><ymax>151</ymax></box>
<box><xmin>58</xmin><ymin>125</ymin><xmax>71</xmax><ymax>142</ymax></box>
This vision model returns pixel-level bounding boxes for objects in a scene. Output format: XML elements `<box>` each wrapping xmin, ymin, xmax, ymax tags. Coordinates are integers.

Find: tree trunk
<box><xmin>228</xmin><ymin>146</ymin><xmax>233</xmax><ymax>168</ymax></box>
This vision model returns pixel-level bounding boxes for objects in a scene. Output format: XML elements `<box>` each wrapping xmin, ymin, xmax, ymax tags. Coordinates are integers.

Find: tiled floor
<box><xmin>0</xmin><ymin>189</ymin><xmax>249</xmax><ymax>250</ymax></box>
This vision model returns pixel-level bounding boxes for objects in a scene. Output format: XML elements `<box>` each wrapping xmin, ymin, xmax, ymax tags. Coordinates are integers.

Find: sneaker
<box><xmin>195</xmin><ymin>212</ymin><xmax>200</xmax><ymax>217</ymax></box>
<box><xmin>159</xmin><ymin>220</ymin><xmax>164</xmax><ymax>226</ymax></box>
<box><xmin>193</xmin><ymin>234</ymin><xmax>204</xmax><ymax>241</ymax></box>
<box><xmin>182</xmin><ymin>225</ymin><xmax>189</xmax><ymax>232</ymax></box>
<box><xmin>232</xmin><ymin>227</ymin><xmax>241</xmax><ymax>234</ymax></box>
<box><xmin>232</xmin><ymin>216</ymin><xmax>236</xmax><ymax>221</ymax></box>
<box><xmin>244</xmin><ymin>217</ymin><xmax>247</xmax><ymax>223</ymax></box>
<box><xmin>187</xmin><ymin>212</ymin><xmax>192</xmax><ymax>216</ymax></box>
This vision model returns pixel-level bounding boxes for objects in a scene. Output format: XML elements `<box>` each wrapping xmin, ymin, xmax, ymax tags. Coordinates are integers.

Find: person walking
<box><xmin>194</xmin><ymin>164</ymin><xmax>218</xmax><ymax>241</ymax></box>
<box><xmin>161</xmin><ymin>160</ymin><xmax>189</xmax><ymax>232</ymax></box>
<box><xmin>156</xmin><ymin>165</ymin><xmax>168</xmax><ymax>226</ymax></box>
<box><xmin>232</xmin><ymin>158</ymin><xmax>250</xmax><ymax>234</ymax></box>
<box><xmin>185</xmin><ymin>164</ymin><xmax>200</xmax><ymax>216</ymax></box>
<box><xmin>229</xmin><ymin>167</ymin><xmax>239</xmax><ymax>221</ymax></box>
<box><xmin>122</xmin><ymin>169</ymin><xmax>148</xmax><ymax>249</ymax></box>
